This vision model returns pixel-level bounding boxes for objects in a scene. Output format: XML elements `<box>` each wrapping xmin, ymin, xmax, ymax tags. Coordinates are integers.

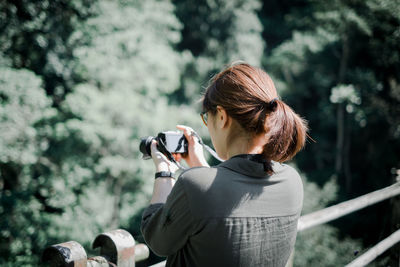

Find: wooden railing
<box><xmin>43</xmin><ymin>181</ymin><xmax>400</xmax><ymax>266</ymax></box>
<box><xmin>287</xmin><ymin>180</ymin><xmax>400</xmax><ymax>267</ymax></box>
<box><xmin>297</xmin><ymin>181</ymin><xmax>400</xmax><ymax>231</ymax></box>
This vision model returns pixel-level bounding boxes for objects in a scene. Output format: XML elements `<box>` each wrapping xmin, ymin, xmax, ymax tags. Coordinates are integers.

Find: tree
<box><xmin>262</xmin><ymin>0</ymin><xmax>400</xmax><ymax>264</ymax></box>
<box><xmin>172</xmin><ymin>0</ymin><xmax>265</xmax><ymax>103</ymax></box>
<box><xmin>294</xmin><ymin>172</ymin><xmax>362</xmax><ymax>266</ymax></box>
<box><xmin>0</xmin><ymin>67</ymin><xmax>55</xmax><ymax>266</ymax></box>
<box><xmin>0</xmin><ymin>0</ymin><xmax>204</xmax><ymax>265</ymax></box>
<box><xmin>1</xmin><ymin>0</ymin><xmax>399</xmax><ymax>265</ymax></box>
<box><xmin>0</xmin><ymin>0</ymin><xmax>96</xmax><ymax>102</ymax></box>
<box><xmin>41</xmin><ymin>0</ymin><xmax>203</xmax><ymax>245</ymax></box>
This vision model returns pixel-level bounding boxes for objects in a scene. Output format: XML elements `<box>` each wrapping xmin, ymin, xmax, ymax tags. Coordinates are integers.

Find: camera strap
<box><xmin>190</xmin><ymin>131</ymin><xmax>225</xmax><ymax>162</ymax></box>
<box><xmin>157</xmin><ymin>137</ymin><xmax>187</xmax><ymax>170</ymax></box>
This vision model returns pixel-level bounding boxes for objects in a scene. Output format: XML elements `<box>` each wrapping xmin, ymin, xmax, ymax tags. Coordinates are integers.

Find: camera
<box><xmin>140</xmin><ymin>131</ymin><xmax>188</xmax><ymax>160</ymax></box>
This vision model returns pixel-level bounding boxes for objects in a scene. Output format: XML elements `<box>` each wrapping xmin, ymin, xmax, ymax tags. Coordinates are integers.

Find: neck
<box><xmin>226</xmin><ymin>134</ymin><xmax>266</xmax><ymax>159</ymax></box>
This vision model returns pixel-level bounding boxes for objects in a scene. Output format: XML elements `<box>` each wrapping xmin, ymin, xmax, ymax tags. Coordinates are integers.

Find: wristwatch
<box><xmin>154</xmin><ymin>171</ymin><xmax>175</xmax><ymax>179</ymax></box>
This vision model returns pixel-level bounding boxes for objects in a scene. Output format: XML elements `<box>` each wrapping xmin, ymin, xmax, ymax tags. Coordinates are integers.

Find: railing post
<box><xmin>92</xmin><ymin>229</ymin><xmax>136</xmax><ymax>267</ymax></box>
<box><xmin>42</xmin><ymin>241</ymin><xmax>87</xmax><ymax>267</ymax></box>
<box><xmin>133</xmin><ymin>243</ymin><xmax>150</xmax><ymax>262</ymax></box>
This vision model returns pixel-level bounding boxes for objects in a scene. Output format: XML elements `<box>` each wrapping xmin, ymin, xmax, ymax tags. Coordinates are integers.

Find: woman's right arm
<box><xmin>176</xmin><ymin>125</ymin><xmax>209</xmax><ymax>168</ymax></box>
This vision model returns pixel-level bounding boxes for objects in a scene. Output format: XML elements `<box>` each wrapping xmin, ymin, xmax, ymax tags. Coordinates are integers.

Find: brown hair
<box><xmin>202</xmin><ymin>63</ymin><xmax>308</xmax><ymax>167</ymax></box>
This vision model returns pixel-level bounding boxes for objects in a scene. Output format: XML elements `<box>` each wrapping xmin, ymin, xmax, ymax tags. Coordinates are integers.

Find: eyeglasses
<box><xmin>200</xmin><ymin>111</ymin><xmax>208</xmax><ymax>126</ymax></box>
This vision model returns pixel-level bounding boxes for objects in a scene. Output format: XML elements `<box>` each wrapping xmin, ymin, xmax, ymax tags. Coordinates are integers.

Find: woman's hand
<box><xmin>150</xmin><ymin>140</ymin><xmax>180</xmax><ymax>173</ymax></box>
<box><xmin>176</xmin><ymin>125</ymin><xmax>209</xmax><ymax>168</ymax></box>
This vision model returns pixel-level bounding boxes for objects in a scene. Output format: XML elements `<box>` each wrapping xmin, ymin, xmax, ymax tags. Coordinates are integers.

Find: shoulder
<box><xmin>179</xmin><ymin>166</ymin><xmax>217</xmax><ymax>178</ymax></box>
<box><xmin>273</xmin><ymin>161</ymin><xmax>302</xmax><ymax>181</ymax></box>
<box><xmin>272</xmin><ymin>161</ymin><xmax>304</xmax><ymax>202</ymax></box>
<box><xmin>178</xmin><ymin>166</ymin><xmax>218</xmax><ymax>192</ymax></box>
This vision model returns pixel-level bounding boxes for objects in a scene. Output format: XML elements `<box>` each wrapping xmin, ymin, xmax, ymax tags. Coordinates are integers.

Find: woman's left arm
<box><xmin>141</xmin><ymin>177</ymin><xmax>194</xmax><ymax>256</ymax></box>
<box><xmin>141</xmin><ymin>137</ymin><xmax>198</xmax><ymax>256</ymax></box>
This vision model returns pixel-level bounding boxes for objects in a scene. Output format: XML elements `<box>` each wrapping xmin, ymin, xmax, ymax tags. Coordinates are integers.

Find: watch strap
<box><xmin>155</xmin><ymin>171</ymin><xmax>174</xmax><ymax>179</ymax></box>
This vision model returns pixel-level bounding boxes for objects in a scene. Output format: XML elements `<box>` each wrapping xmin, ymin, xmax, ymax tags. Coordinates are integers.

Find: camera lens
<box><xmin>139</xmin><ymin>136</ymin><xmax>154</xmax><ymax>159</ymax></box>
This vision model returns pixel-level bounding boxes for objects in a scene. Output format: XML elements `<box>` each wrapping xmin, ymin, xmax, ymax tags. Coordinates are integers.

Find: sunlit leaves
<box><xmin>330</xmin><ymin>84</ymin><xmax>361</xmax><ymax>105</ymax></box>
<box><xmin>0</xmin><ymin>68</ymin><xmax>54</xmax><ymax>164</ymax></box>
<box><xmin>74</xmin><ymin>0</ymin><xmax>183</xmax><ymax>97</ymax></box>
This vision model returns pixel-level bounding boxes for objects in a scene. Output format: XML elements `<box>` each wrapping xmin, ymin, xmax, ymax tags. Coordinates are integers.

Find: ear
<box><xmin>216</xmin><ymin>105</ymin><xmax>231</xmax><ymax>129</ymax></box>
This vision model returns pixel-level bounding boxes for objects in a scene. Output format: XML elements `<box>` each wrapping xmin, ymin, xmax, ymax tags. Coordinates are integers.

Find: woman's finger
<box><xmin>172</xmin><ymin>153</ymin><xmax>182</xmax><ymax>162</ymax></box>
<box><xmin>176</xmin><ymin>125</ymin><xmax>192</xmax><ymax>136</ymax></box>
<box><xmin>176</xmin><ymin>125</ymin><xmax>196</xmax><ymax>144</ymax></box>
<box><xmin>150</xmin><ymin>140</ymin><xmax>167</xmax><ymax>160</ymax></box>
<box><xmin>150</xmin><ymin>140</ymin><xmax>159</xmax><ymax>156</ymax></box>
<box><xmin>150</xmin><ymin>140</ymin><xmax>177</xmax><ymax>172</ymax></box>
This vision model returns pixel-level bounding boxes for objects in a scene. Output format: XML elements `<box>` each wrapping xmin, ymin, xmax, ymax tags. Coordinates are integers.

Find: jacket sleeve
<box><xmin>140</xmin><ymin>178</ymin><xmax>195</xmax><ymax>256</ymax></box>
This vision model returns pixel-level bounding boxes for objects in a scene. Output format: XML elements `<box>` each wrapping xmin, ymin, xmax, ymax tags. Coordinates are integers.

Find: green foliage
<box><xmin>172</xmin><ymin>0</ymin><xmax>265</xmax><ymax>102</ymax></box>
<box><xmin>296</xmin><ymin>225</ymin><xmax>362</xmax><ymax>267</ymax></box>
<box><xmin>264</xmin><ymin>1</ymin><xmax>400</xmax><ymax>264</ymax></box>
<box><xmin>294</xmin><ymin>172</ymin><xmax>362</xmax><ymax>266</ymax></box>
<box><xmin>0</xmin><ymin>68</ymin><xmax>55</xmax><ymax>164</ymax></box>
<box><xmin>265</xmin><ymin>0</ymin><xmax>400</xmax><ymax>189</ymax></box>
<box><xmin>74</xmin><ymin>0</ymin><xmax>184</xmax><ymax>97</ymax></box>
<box><xmin>0</xmin><ymin>67</ymin><xmax>54</xmax><ymax>266</ymax></box>
<box><xmin>1</xmin><ymin>0</ymin><xmax>399</xmax><ymax>266</ymax></box>
<box><xmin>0</xmin><ymin>0</ymin><xmax>96</xmax><ymax>99</ymax></box>
<box><xmin>0</xmin><ymin>0</ymin><xmax>203</xmax><ymax>264</ymax></box>
<box><xmin>39</xmin><ymin>0</ymin><xmax>206</xmax><ymax>250</ymax></box>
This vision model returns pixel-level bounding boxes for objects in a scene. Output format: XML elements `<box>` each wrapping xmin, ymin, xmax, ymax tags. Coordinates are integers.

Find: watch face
<box><xmin>162</xmin><ymin>132</ymin><xmax>187</xmax><ymax>153</ymax></box>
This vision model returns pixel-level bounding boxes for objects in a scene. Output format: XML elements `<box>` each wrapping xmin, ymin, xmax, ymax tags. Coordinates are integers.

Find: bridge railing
<box><xmin>288</xmin><ymin>180</ymin><xmax>400</xmax><ymax>267</ymax></box>
<box><xmin>42</xmin><ymin>181</ymin><xmax>400</xmax><ymax>266</ymax></box>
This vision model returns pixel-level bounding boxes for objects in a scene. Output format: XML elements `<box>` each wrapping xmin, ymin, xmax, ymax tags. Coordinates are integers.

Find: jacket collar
<box><xmin>218</xmin><ymin>154</ymin><xmax>280</xmax><ymax>178</ymax></box>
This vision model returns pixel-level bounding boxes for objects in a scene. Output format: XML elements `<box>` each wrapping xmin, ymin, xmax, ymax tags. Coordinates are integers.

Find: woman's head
<box><xmin>202</xmin><ymin>62</ymin><xmax>308</xmax><ymax>164</ymax></box>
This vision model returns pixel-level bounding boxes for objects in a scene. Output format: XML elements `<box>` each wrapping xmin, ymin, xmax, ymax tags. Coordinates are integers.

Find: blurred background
<box><xmin>0</xmin><ymin>0</ymin><xmax>399</xmax><ymax>266</ymax></box>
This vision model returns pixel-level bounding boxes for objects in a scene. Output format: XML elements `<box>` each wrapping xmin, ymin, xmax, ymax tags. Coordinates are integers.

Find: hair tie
<box><xmin>269</xmin><ymin>98</ymin><xmax>279</xmax><ymax>112</ymax></box>
<box><xmin>261</xmin><ymin>98</ymin><xmax>279</xmax><ymax>112</ymax></box>
<box><xmin>255</xmin><ymin>98</ymin><xmax>279</xmax><ymax>133</ymax></box>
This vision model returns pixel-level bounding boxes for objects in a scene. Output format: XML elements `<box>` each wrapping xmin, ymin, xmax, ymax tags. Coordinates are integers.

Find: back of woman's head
<box><xmin>202</xmin><ymin>62</ymin><xmax>308</xmax><ymax>163</ymax></box>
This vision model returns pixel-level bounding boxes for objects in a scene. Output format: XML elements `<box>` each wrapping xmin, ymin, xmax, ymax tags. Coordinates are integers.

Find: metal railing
<box><xmin>42</xmin><ymin>229</ymin><xmax>149</xmax><ymax>267</ymax></box>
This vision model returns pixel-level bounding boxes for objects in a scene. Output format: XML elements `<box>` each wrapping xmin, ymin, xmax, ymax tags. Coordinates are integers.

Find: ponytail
<box><xmin>262</xmin><ymin>100</ymin><xmax>308</xmax><ymax>163</ymax></box>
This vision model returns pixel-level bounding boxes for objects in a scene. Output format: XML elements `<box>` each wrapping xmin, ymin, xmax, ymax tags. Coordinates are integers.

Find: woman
<box><xmin>141</xmin><ymin>63</ymin><xmax>308</xmax><ymax>267</ymax></box>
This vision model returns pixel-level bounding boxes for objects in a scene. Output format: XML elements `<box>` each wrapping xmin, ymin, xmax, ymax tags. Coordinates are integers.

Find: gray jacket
<box><xmin>141</xmin><ymin>155</ymin><xmax>303</xmax><ymax>267</ymax></box>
